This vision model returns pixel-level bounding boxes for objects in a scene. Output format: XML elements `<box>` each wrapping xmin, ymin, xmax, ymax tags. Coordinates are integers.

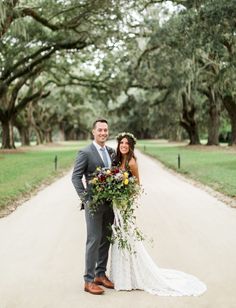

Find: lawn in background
<box><xmin>0</xmin><ymin>141</ymin><xmax>88</xmax><ymax>210</ymax></box>
<box><xmin>137</xmin><ymin>140</ymin><xmax>236</xmax><ymax>198</ymax></box>
<box><xmin>2</xmin><ymin>139</ymin><xmax>235</xmax><ymax>210</ymax></box>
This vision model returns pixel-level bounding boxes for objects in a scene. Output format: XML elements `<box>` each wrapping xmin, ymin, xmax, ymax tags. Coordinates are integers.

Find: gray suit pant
<box><xmin>84</xmin><ymin>202</ymin><xmax>114</xmax><ymax>282</ymax></box>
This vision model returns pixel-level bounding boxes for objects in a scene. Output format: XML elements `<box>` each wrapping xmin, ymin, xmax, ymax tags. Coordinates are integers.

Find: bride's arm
<box><xmin>129</xmin><ymin>158</ymin><xmax>140</xmax><ymax>184</ymax></box>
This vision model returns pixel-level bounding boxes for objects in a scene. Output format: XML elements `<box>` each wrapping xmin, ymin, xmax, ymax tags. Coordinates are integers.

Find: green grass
<box><xmin>0</xmin><ymin>141</ymin><xmax>89</xmax><ymax>209</ymax></box>
<box><xmin>137</xmin><ymin>140</ymin><xmax>236</xmax><ymax>198</ymax></box>
<box><xmin>2</xmin><ymin>139</ymin><xmax>236</xmax><ymax>210</ymax></box>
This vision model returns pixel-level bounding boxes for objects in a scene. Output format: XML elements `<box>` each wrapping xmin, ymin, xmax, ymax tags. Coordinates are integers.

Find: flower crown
<box><xmin>116</xmin><ymin>132</ymin><xmax>137</xmax><ymax>144</ymax></box>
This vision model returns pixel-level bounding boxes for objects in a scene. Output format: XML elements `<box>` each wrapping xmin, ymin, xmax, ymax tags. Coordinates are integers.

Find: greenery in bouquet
<box><xmin>89</xmin><ymin>166</ymin><xmax>144</xmax><ymax>251</ymax></box>
<box><xmin>89</xmin><ymin>166</ymin><xmax>140</xmax><ymax>210</ymax></box>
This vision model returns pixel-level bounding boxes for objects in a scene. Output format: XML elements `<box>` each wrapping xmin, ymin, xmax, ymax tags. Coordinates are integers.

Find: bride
<box><xmin>110</xmin><ymin>132</ymin><xmax>207</xmax><ymax>296</ymax></box>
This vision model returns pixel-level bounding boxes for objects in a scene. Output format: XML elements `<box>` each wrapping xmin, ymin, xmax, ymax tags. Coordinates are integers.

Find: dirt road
<box><xmin>0</xmin><ymin>149</ymin><xmax>236</xmax><ymax>308</ymax></box>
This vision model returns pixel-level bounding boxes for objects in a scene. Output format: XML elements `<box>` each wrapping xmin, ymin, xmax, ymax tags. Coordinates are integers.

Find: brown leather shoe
<box><xmin>94</xmin><ymin>275</ymin><xmax>114</xmax><ymax>289</ymax></box>
<box><xmin>84</xmin><ymin>282</ymin><xmax>104</xmax><ymax>295</ymax></box>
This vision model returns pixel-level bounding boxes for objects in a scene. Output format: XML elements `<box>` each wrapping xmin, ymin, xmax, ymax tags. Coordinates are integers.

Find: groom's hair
<box><xmin>92</xmin><ymin>119</ymin><xmax>108</xmax><ymax>129</ymax></box>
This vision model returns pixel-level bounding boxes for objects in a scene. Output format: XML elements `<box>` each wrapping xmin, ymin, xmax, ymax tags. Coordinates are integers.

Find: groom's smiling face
<box><xmin>93</xmin><ymin>121</ymin><xmax>109</xmax><ymax>146</ymax></box>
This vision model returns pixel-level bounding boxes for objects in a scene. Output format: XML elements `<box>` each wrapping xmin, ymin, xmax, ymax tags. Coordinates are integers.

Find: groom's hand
<box><xmin>81</xmin><ymin>200</ymin><xmax>90</xmax><ymax>210</ymax></box>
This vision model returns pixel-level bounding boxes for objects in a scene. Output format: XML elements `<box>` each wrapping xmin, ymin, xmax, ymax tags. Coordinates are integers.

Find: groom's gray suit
<box><xmin>72</xmin><ymin>142</ymin><xmax>115</xmax><ymax>282</ymax></box>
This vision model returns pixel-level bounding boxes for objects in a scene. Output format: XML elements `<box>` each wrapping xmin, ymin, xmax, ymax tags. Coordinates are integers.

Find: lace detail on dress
<box><xmin>110</xmin><ymin>207</ymin><xmax>207</xmax><ymax>296</ymax></box>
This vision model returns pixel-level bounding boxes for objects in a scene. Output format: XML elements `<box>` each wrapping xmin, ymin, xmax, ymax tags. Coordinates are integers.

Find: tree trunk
<box><xmin>222</xmin><ymin>95</ymin><xmax>236</xmax><ymax>145</ymax></box>
<box><xmin>1</xmin><ymin>118</ymin><xmax>16</xmax><ymax>149</ymax></box>
<box><xmin>9</xmin><ymin>119</ymin><xmax>15</xmax><ymax>148</ymax></box>
<box><xmin>45</xmin><ymin>130</ymin><xmax>53</xmax><ymax>143</ymax></box>
<box><xmin>65</xmin><ymin>128</ymin><xmax>76</xmax><ymax>140</ymax></box>
<box><xmin>32</xmin><ymin>126</ymin><xmax>44</xmax><ymax>144</ymax></box>
<box><xmin>179</xmin><ymin>92</ymin><xmax>201</xmax><ymax>145</ymax></box>
<box><xmin>58</xmin><ymin>122</ymin><xmax>65</xmax><ymax>141</ymax></box>
<box><xmin>180</xmin><ymin>121</ymin><xmax>201</xmax><ymax>145</ymax></box>
<box><xmin>19</xmin><ymin>127</ymin><xmax>30</xmax><ymax>146</ymax></box>
<box><xmin>168</xmin><ymin>127</ymin><xmax>183</xmax><ymax>142</ymax></box>
<box><xmin>231</xmin><ymin>120</ymin><xmax>236</xmax><ymax>146</ymax></box>
<box><xmin>207</xmin><ymin>98</ymin><xmax>220</xmax><ymax>145</ymax></box>
<box><xmin>14</xmin><ymin>119</ymin><xmax>31</xmax><ymax>146</ymax></box>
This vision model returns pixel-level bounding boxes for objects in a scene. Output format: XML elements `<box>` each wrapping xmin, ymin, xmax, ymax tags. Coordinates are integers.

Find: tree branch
<box><xmin>9</xmin><ymin>66</ymin><xmax>43</xmax><ymax>112</ymax></box>
<box><xmin>129</xmin><ymin>83</ymin><xmax>167</xmax><ymax>90</ymax></box>
<box><xmin>135</xmin><ymin>45</ymin><xmax>160</xmax><ymax>70</ymax></box>
<box><xmin>16</xmin><ymin>8</ymin><xmax>62</xmax><ymax>31</ymax></box>
<box><xmin>0</xmin><ymin>0</ymin><xmax>19</xmax><ymax>38</ymax></box>
<box><xmin>6</xmin><ymin>48</ymin><xmax>55</xmax><ymax>85</ymax></box>
<box><xmin>4</xmin><ymin>38</ymin><xmax>89</xmax><ymax>85</ymax></box>
<box><xmin>15</xmin><ymin>89</ymin><xmax>50</xmax><ymax>115</ymax></box>
<box><xmin>15</xmin><ymin>5</ymin><xmax>95</xmax><ymax>31</ymax></box>
<box><xmin>150</xmin><ymin>90</ymin><xmax>171</xmax><ymax>106</ymax></box>
<box><xmin>1</xmin><ymin>45</ymin><xmax>52</xmax><ymax>81</ymax></box>
<box><xmin>138</xmin><ymin>0</ymin><xmax>164</xmax><ymax>12</ymax></box>
<box><xmin>9</xmin><ymin>76</ymin><xmax>29</xmax><ymax>112</ymax></box>
<box><xmin>67</xmin><ymin>73</ymin><xmax>111</xmax><ymax>84</ymax></box>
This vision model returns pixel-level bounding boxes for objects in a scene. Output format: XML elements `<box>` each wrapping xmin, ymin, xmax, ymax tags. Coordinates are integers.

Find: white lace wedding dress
<box><xmin>110</xmin><ymin>207</ymin><xmax>207</xmax><ymax>296</ymax></box>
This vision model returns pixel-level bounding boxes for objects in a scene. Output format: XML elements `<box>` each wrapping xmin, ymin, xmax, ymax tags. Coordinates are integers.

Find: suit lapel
<box><xmin>90</xmin><ymin>143</ymin><xmax>105</xmax><ymax>167</ymax></box>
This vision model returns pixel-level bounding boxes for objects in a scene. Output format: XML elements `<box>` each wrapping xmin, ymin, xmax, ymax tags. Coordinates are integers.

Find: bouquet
<box><xmin>89</xmin><ymin>166</ymin><xmax>140</xmax><ymax>209</ymax></box>
<box><xmin>89</xmin><ymin>166</ymin><xmax>144</xmax><ymax>251</ymax></box>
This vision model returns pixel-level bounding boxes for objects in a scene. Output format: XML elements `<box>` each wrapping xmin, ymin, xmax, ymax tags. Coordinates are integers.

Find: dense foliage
<box><xmin>0</xmin><ymin>0</ymin><xmax>235</xmax><ymax>148</ymax></box>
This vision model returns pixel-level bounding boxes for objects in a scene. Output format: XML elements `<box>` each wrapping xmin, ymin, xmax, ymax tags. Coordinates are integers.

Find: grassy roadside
<box><xmin>0</xmin><ymin>141</ymin><xmax>88</xmax><ymax>213</ymax></box>
<box><xmin>2</xmin><ymin>139</ymin><xmax>235</xmax><ymax>215</ymax></box>
<box><xmin>137</xmin><ymin>140</ymin><xmax>236</xmax><ymax>198</ymax></box>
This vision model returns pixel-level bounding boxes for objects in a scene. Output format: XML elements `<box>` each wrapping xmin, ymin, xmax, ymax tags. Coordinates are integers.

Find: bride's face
<box><xmin>119</xmin><ymin>137</ymin><xmax>130</xmax><ymax>155</ymax></box>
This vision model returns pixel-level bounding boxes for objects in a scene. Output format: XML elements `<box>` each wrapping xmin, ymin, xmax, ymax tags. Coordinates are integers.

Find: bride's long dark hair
<box><xmin>116</xmin><ymin>133</ymin><xmax>136</xmax><ymax>166</ymax></box>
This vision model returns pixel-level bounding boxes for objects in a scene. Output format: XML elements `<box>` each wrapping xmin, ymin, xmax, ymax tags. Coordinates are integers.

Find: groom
<box><xmin>72</xmin><ymin>119</ymin><xmax>115</xmax><ymax>295</ymax></box>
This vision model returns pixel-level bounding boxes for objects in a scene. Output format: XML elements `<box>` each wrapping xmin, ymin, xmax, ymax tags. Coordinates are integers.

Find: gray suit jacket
<box><xmin>72</xmin><ymin>143</ymin><xmax>116</xmax><ymax>204</ymax></box>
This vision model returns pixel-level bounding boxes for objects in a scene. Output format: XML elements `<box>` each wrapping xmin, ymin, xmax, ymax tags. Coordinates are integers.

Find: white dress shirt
<box><xmin>93</xmin><ymin>141</ymin><xmax>111</xmax><ymax>167</ymax></box>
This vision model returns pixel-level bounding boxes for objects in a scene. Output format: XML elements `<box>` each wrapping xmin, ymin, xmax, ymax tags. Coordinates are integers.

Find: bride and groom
<box><xmin>71</xmin><ymin>119</ymin><xmax>207</xmax><ymax>296</ymax></box>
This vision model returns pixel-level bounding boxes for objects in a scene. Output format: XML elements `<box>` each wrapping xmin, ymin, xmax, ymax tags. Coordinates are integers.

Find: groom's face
<box><xmin>92</xmin><ymin>121</ymin><xmax>109</xmax><ymax>146</ymax></box>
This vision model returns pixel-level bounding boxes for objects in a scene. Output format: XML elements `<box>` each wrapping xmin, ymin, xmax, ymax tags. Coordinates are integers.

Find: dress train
<box><xmin>110</xmin><ymin>207</ymin><xmax>207</xmax><ymax>296</ymax></box>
